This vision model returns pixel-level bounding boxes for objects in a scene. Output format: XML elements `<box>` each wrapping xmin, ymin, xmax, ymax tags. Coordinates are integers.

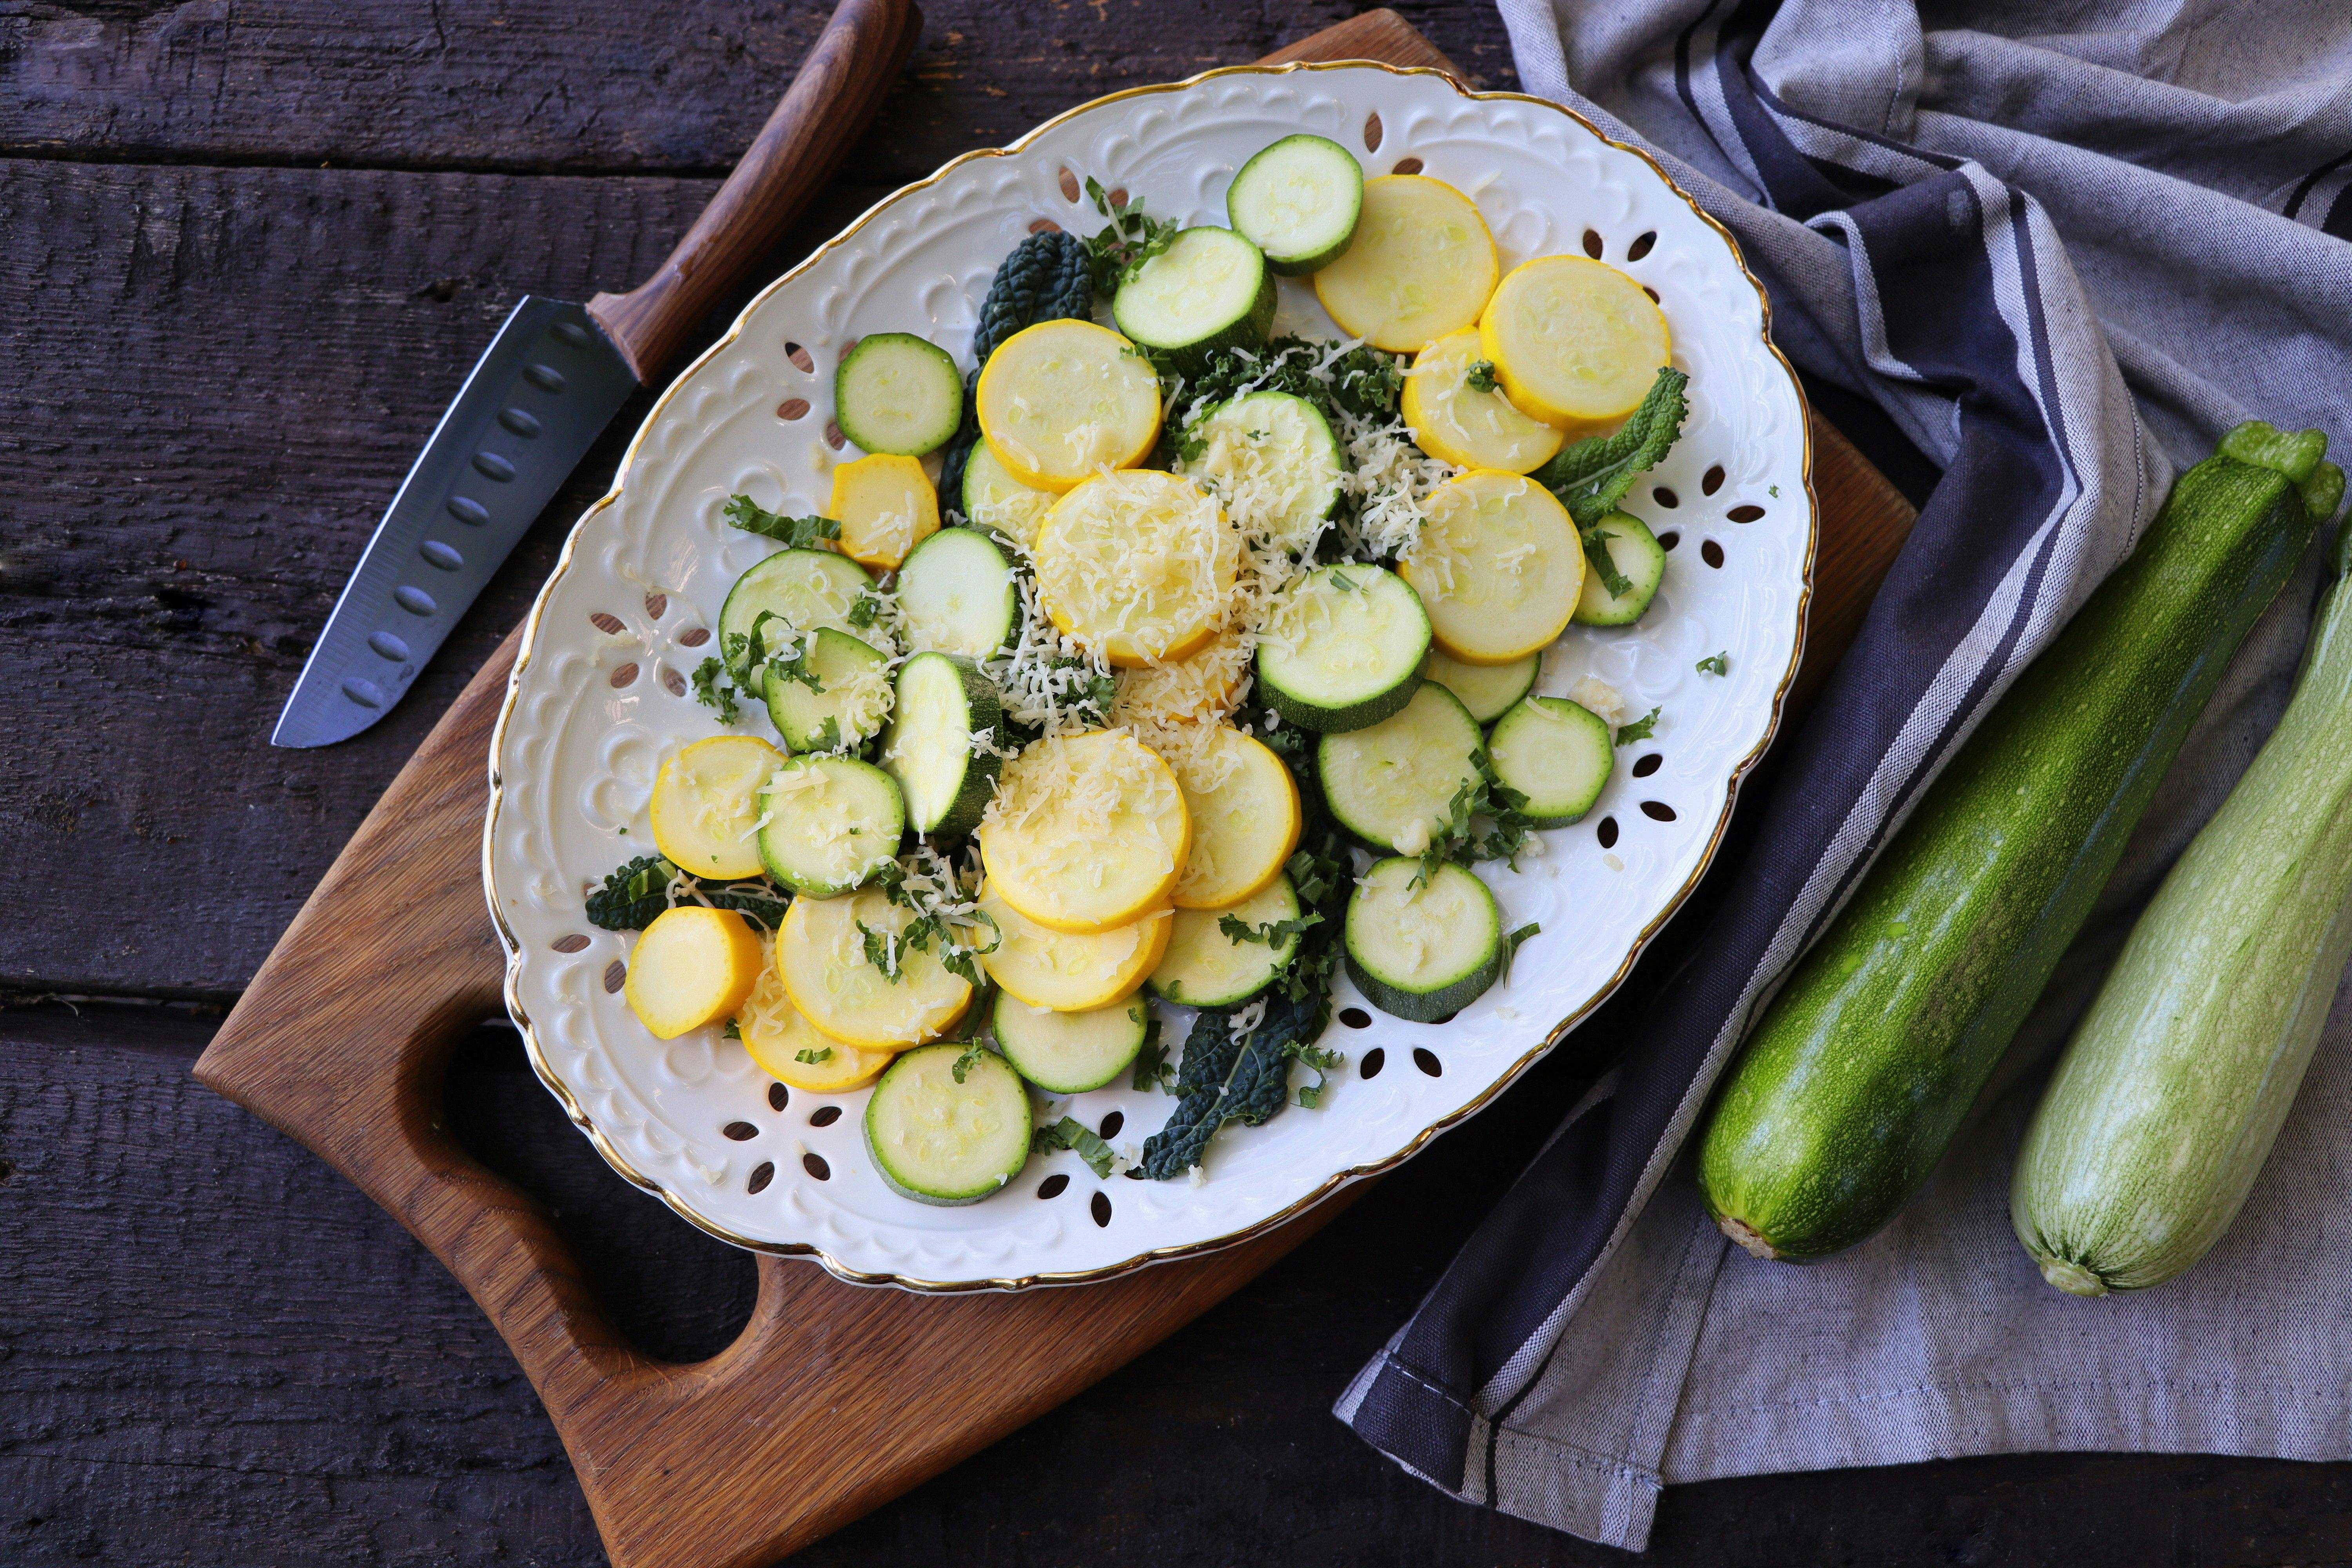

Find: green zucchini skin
<box><xmin>1696</xmin><ymin>455</ymin><xmax>2318</xmax><ymax>1262</ymax></box>
<box><xmin>2012</xmin><ymin>551</ymin><xmax>2352</xmax><ymax>1296</ymax></box>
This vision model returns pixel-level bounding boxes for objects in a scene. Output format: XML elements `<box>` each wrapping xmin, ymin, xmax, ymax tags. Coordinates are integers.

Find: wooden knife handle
<box><xmin>586</xmin><ymin>0</ymin><xmax>923</xmax><ymax>383</ymax></box>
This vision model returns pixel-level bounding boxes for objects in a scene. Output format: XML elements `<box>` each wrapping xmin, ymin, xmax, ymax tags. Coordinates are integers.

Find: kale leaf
<box><xmin>1167</xmin><ymin>336</ymin><xmax>1404</xmax><ymax>457</ymax></box>
<box><xmin>584</xmin><ymin>855</ymin><xmax>790</xmax><ymax>932</ymax></box>
<box><xmin>940</xmin><ymin>229</ymin><xmax>1093</xmax><ymax>507</ymax></box>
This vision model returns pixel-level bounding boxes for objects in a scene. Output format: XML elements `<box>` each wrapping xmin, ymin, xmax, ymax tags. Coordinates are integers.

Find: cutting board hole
<box><xmin>1413</xmin><ymin>1047</ymin><xmax>1444</xmax><ymax>1076</ymax></box>
<box><xmin>442</xmin><ymin>1025</ymin><xmax>756</xmax><ymax>1363</ymax></box>
<box><xmin>808</xmin><ymin>1105</ymin><xmax>842</xmax><ymax>1128</ymax></box>
<box><xmin>1038</xmin><ymin>1173</ymin><xmax>1069</xmax><ymax>1199</ymax></box>
<box><xmin>1361</xmin><ymin>1047</ymin><xmax>1386</xmax><ymax>1079</ymax></box>
<box><xmin>1091</xmin><ymin>1191</ymin><xmax>1112</xmax><ymax>1227</ymax></box>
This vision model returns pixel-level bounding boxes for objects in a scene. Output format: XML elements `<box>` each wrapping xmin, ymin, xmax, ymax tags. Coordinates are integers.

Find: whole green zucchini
<box><xmin>1697</xmin><ymin>434</ymin><xmax>2322</xmax><ymax>1262</ymax></box>
<box><xmin>2012</xmin><ymin>514</ymin><xmax>2352</xmax><ymax>1295</ymax></box>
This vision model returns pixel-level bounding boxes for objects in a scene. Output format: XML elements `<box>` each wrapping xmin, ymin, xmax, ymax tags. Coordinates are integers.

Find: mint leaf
<box><xmin>1533</xmin><ymin>367</ymin><xmax>1690</xmax><ymax>526</ymax></box>
<box><xmin>724</xmin><ymin>495</ymin><xmax>840</xmax><ymax>548</ymax></box>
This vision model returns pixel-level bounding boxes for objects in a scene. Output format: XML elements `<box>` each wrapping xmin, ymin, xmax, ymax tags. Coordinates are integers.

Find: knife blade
<box><xmin>274</xmin><ymin>0</ymin><xmax>920</xmax><ymax>748</ymax></box>
<box><xmin>272</xmin><ymin>298</ymin><xmax>636</xmax><ymax>747</ymax></box>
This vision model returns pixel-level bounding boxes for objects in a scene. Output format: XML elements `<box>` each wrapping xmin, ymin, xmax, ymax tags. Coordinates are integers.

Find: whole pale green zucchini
<box><xmin>2013</xmin><ymin>516</ymin><xmax>2352</xmax><ymax>1295</ymax></box>
<box><xmin>1697</xmin><ymin>431</ymin><xmax>2324</xmax><ymax>1262</ymax></box>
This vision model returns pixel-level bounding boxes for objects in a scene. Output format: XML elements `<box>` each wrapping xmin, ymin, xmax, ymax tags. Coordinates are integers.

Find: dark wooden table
<box><xmin>5</xmin><ymin>4</ymin><xmax>2349</xmax><ymax>1563</ymax></box>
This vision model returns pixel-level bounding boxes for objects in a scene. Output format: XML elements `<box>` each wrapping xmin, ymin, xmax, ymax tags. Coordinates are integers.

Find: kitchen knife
<box><xmin>273</xmin><ymin>0</ymin><xmax>921</xmax><ymax>748</ymax></box>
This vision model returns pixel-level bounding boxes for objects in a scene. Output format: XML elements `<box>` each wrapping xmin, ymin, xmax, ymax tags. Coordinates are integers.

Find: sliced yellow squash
<box><xmin>1112</xmin><ymin>620</ymin><xmax>1252</xmax><ymax>730</ymax></box>
<box><xmin>1147</xmin><ymin>723</ymin><xmax>1303</xmax><ymax>909</ymax></box>
<box><xmin>1033</xmin><ymin>469</ymin><xmax>1238</xmax><ymax>668</ymax></box>
<box><xmin>976</xmin><ymin>883</ymin><xmax>1171</xmax><ymax>1011</ymax></box>
<box><xmin>828</xmin><ymin>452</ymin><xmax>940</xmax><ymax>570</ymax></box>
<box><xmin>975</xmin><ymin>318</ymin><xmax>1162</xmax><ymax>492</ymax></box>
<box><xmin>1401</xmin><ymin>327</ymin><xmax>1566</xmax><ymax>474</ymax></box>
<box><xmin>777</xmin><ymin>888</ymin><xmax>973</xmax><ymax>1049</ymax></box>
<box><xmin>1478</xmin><ymin>255</ymin><xmax>1671</xmax><ymax>432</ymax></box>
<box><xmin>1312</xmin><ymin>175</ymin><xmax>1498</xmax><ymax>353</ymax></box>
<box><xmin>960</xmin><ymin>439</ymin><xmax>1054</xmax><ymax>551</ymax></box>
<box><xmin>649</xmin><ymin>734</ymin><xmax>787</xmax><ymax>880</ymax></box>
<box><xmin>736</xmin><ymin>940</ymin><xmax>891</xmax><ymax>1092</ymax></box>
<box><xmin>977</xmin><ymin>730</ymin><xmax>1191</xmax><ymax>934</ymax></box>
<box><xmin>1399</xmin><ymin>470</ymin><xmax>1583</xmax><ymax>665</ymax></box>
<box><xmin>623</xmin><ymin>905</ymin><xmax>764</xmax><ymax>1040</ymax></box>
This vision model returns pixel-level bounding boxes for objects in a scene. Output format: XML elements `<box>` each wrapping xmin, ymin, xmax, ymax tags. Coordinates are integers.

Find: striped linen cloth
<box><xmin>1337</xmin><ymin>1</ymin><xmax>2352</xmax><ymax>1550</ymax></box>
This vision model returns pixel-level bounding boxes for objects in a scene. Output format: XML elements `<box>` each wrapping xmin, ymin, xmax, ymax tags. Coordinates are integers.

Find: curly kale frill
<box><xmin>584</xmin><ymin>855</ymin><xmax>791</xmax><ymax>933</ymax></box>
<box><xmin>938</xmin><ymin>230</ymin><xmax>1094</xmax><ymax>505</ymax></box>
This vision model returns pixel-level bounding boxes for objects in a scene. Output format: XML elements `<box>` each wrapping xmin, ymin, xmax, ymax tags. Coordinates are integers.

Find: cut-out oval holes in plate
<box><xmin>1361</xmin><ymin>1046</ymin><xmax>1386</xmax><ymax>1079</ymax></box>
<box><xmin>589</xmin><ymin>611</ymin><xmax>626</xmax><ymax>635</ymax></box>
<box><xmin>1701</xmin><ymin>539</ymin><xmax>1726</xmax><ymax>569</ymax></box>
<box><xmin>1643</xmin><ymin>285</ymin><xmax>1661</xmax><ymax>304</ymax></box>
<box><xmin>1658</xmin><ymin>531</ymin><xmax>1681</xmax><ymax>552</ymax></box>
<box><xmin>1702</xmin><ymin>465</ymin><xmax>1726</xmax><ymax>496</ymax></box>
<box><xmin>1038</xmin><ymin>1173</ymin><xmax>1069</xmax><ymax>1200</ymax></box>
<box><xmin>1098</xmin><ymin>1110</ymin><xmax>1124</xmax><ymax>1141</ymax></box>
<box><xmin>1641</xmin><ymin>800</ymin><xmax>1679</xmax><ymax>822</ymax></box>
<box><xmin>767</xmin><ymin>1082</ymin><xmax>789</xmax><ymax>1112</ymax></box>
<box><xmin>777</xmin><ymin>397</ymin><xmax>809</xmax><ymax>421</ymax></box>
<box><xmin>1028</xmin><ymin>217</ymin><xmax>1062</xmax><ymax>234</ymax></box>
<box><xmin>747</xmin><ymin>1161</ymin><xmax>775</xmax><ymax>1195</ymax></box>
<box><xmin>1338</xmin><ymin>1007</ymin><xmax>1372</xmax><ymax>1029</ymax></box>
<box><xmin>1627</xmin><ymin>230</ymin><xmax>1657</xmax><ymax>261</ymax></box>
<box><xmin>602</xmin><ymin>960</ymin><xmax>626</xmax><ymax>994</ymax></box>
<box><xmin>1582</xmin><ymin>228</ymin><xmax>1604</xmax><ymax>259</ymax></box>
<box><xmin>808</xmin><ymin>1105</ymin><xmax>842</xmax><ymax>1128</ymax></box>
<box><xmin>1632</xmin><ymin>753</ymin><xmax>1662</xmax><ymax>778</ymax></box>
<box><xmin>1058</xmin><ymin>167</ymin><xmax>1081</xmax><ymax>203</ymax></box>
<box><xmin>1412</xmin><ymin>1047</ymin><xmax>1443</xmax><ymax>1077</ymax></box>
<box><xmin>608</xmin><ymin>663</ymin><xmax>637</xmax><ymax>689</ymax></box>
<box><xmin>1391</xmin><ymin>156</ymin><xmax>1423</xmax><ymax>176</ymax></box>
<box><xmin>802</xmin><ymin>1152</ymin><xmax>830</xmax><ymax>1181</ymax></box>
<box><xmin>678</xmin><ymin>626</ymin><xmax>711</xmax><ymax>648</ymax></box>
<box><xmin>552</xmin><ymin>933</ymin><xmax>590</xmax><ymax>954</ymax></box>
<box><xmin>784</xmin><ymin>342</ymin><xmax>814</xmax><ymax>374</ymax></box>
<box><xmin>1363</xmin><ymin>111</ymin><xmax>1383</xmax><ymax>152</ymax></box>
<box><xmin>661</xmin><ymin>666</ymin><xmax>688</xmax><ymax>697</ymax></box>
<box><xmin>1597</xmin><ymin>816</ymin><xmax>1620</xmax><ymax>849</ymax></box>
<box><xmin>1727</xmin><ymin>503</ymin><xmax>1766</xmax><ymax>523</ymax></box>
<box><xmin>1091</xmin><ymin>1191</ymin><xmax>1112</xmax><ymax>1227</ymax></box>
<box><xmin>644</xmin><ymin>593</ymin><xmax>667</xmax><ymax>620</ymax></box>
<box><xmin>722</xmin><ymin>1121</ymin><xmax>757</xmax><ymax>1142</ymax></box>
<box><xmin>1653</xmin><ymin>486</ymin><xmax>1678</xmax><ymax>508</ymax></box>
<box><xmin>823</xmin><ymin>421</ymin><xmax>847</xmax><ymax>451</ymax></box>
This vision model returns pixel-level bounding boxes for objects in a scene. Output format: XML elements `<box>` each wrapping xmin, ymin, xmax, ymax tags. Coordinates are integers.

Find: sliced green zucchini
<box><xmin>897</xmin><ymin>526</ymin><xmax>1019</xmax><ymax>659</ymax></box>
<box><xmin>959</xmin><ymin>439</ymin><xmax>1053</xmax><ymax>552</ymax></box>
<box><xmin>834</xmin><ymin>332</ymin><xmax>963</xmax><ymax>457</ymax></box>
<box><xmin>864</xmin><ymin>1042</ymin><xmax>1033</xmax><ymax>1205</ymax></box>
<box><xmin>878</xmin><ymin>652</ymin><xmax>1005</xmax><ymax>836</ymax></box>
<box><xmin>1148</xmin><ymin>874</ymin><xmax>1300</xmax><ymax>1008</ymax></box>
<box><xmin>1226</xmin><ymin>133</ymin><xmax>1365</xmax><ymax>276</ymax></box>
<box><xmin>753</xmin><ymin>754</ymin><xmax>906</xmax><ymax>897</ymax></box>
<box><xmin>1255</xmin><ymin>564</ymin><xmax>1431</xmax><ymax>733</ymax></box>
<box><xmin>1316</xmin><ymin>682</ymin><xmax>1482</xmax><ymax>853</ymax></box>
<box><xmin>762</xmin><ymin>627</ymin><xmax>893</xmax><ymax>753</ymax></box>
<box><xmin>1421</xmin><ymin>647</ymin><xmax>1537</xmax><ymax>724</ymax></box>
<box><xmin>1111</xmin><ymin>227</ymin><xmax>1276</xmax><ymax>368</ymax></box>
<box><xmin>718</xmin><ymin>548</ymin><xmax>876</xmax><ymax>675</ymax></box>
<box><xmin>1345</xmin><ymin>858</ymin><xmax>1504</xmax><ymax>1023</ymax></box>
<box><xmin>1175</xmin><ymin>389</ymin><xmax>1344</xmax><ymax>555</ymax></box>
<box><xmin>1573</xmin><ymin>511</ymin><xmax>1667</xmax><ymax>626</ymax></box>
<box><xmin>1488</xmin><ymin>696</ymin><xmax>1611</xmax><ymax>827</ymax></box>
<box><xmin>991</xmin><ymin>992</ymin><xmax>1150</xmax><ymax>1095</ymax></box>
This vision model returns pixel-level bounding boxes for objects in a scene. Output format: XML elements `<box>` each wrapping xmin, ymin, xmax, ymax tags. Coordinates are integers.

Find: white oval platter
<box><xmin>486</xmin><ymin>62</ymin><xmax>1814</xmax><ymax>1291</ymax></box>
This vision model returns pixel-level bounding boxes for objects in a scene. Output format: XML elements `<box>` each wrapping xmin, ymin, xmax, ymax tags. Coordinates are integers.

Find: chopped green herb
<box><xmin>951</xmin><ymin>1038</ymin><xmax>990</xmax><ymax>1084</ymax></box>
<box><xmin>1464</xmin><ymin>359</ymin><xmax>1501</xmax><ymax>394</ymax></box>
<box><xmin>1579</xmin><ymin>524</ymin><xmax>1634</xmax><ymax>601</ymax></box>
<box><xmin>1498</xmin><ymin>921</ymin><xmax>1541</xmax><ymax>984</ymax></box>
<box><xmin>847</xmin><ymin>588</ymin><xmax>887</xmax><ymax>630</ymax></box>
<box><xmin>858</xmin><ymin>919</ymin><xmax>904</xmax><ymax>983</ymax></box>
<box><xmin>1768</xmin><ymin>484</ymin><xmax>1780</xmax><ymax>498</ymax></box>
<box><xmin>1696</xmin><ymin>651</ymin><xmax>1730</xmax><ymax>676</ymax></box>
<box><xmin>690</xmin><ymin>655</ymin><xmax>742</xmax><ymax>724</ymax></box>
<box><xmin>1082</xmin><ymin>176</ymin><xmax>1181</xmax><ymax>292</ymax></box>
<box><xmin>721</xmin><ymin>1018</ymin><xmax>741</xmax><ymax>1040</ymax></box>
<box><xmin>723</xmin><ymin>495</ymin><xmax>840</xmax><ymax>549</ymax></box>
<box><xmin>1328</xmin><ymin>569</ymin><xmax>1363</xmax><ymax>594</ymax></box>
<box><xmin>795</xmin><ymin>1046</ymin><xmax>834</xmax><ymax>1065</ymax></box>
<box><xmin>1032</xmin><ymin>1115</ymin><xmax>1117</xmax><ymax>1179</ymax></box>
<box><xmin>1132</xmin><ymin>1014</ymin><xmax>1174</xmax><ymax>1093</ymax></box>
<box><xmin>1616</xmin><ymin>706</ymin><xmax>1662</xmax><ymax>746</ymax></box>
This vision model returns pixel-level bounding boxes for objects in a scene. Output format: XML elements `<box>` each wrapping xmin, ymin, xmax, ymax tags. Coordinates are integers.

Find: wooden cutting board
<box><xmin>192</xmin><ymin>13</ymin><xmax>1917</xmax><ymax>1568</ymax></box>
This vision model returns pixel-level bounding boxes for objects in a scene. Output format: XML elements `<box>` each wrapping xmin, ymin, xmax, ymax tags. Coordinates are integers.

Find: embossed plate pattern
<box><xmin>486</xmin><ymin>64</ymin><xmax>1814</xmax><ymax>1290</ymax></box>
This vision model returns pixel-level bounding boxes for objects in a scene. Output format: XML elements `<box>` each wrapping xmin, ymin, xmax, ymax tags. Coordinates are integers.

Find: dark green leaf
<box><xmin>690</xmin><ymin>655</ymin><xmax>742</xmax><ymax>725</ymax></box>
<box><xmin>795</xmin><ymin>1046</ymin><xmax>833</xmax><ymax>1065</ymax></box>
<box><xmin>1579</xmin><ymin>524</ymin><xmax>1634</xmax><ymax>601</ymax></box>
<box><xmin>1032</xmin><ymin>1115</ymin><xmax>1116</xmax><ymax>1179</ymax></box>
<box><xmin>1532</xmin><ymin>366</ymin><xmax>1690</xmax><ymax>527</ymax></box>
<box><xmin>1696</xmin><ymin>651</ymin><xmax>1730</xmax><ymax>676</ymax></box>
<box><xmin>1615</xmin><ymin>706</ymin><xmax>1661</xmax><ymax>746</ymax></box>
<box><xmin>585</xmin><ymin>855</ymin><xmax>789</xmax><ymax>933</ymax></box>
<box><xmin>1464</xmin><ymin>359</ymin><xmax>1500</xmax><ymax>394</ymax></box>
<box><xmin>858</xmin><ymin>920</ymin><xmax>904</xmax><ymax>982</ymax></box>
<box><xmin>951</xmin><ymin>1039</ymin><xmax>989</xmax><ymax>1084</ymax></box>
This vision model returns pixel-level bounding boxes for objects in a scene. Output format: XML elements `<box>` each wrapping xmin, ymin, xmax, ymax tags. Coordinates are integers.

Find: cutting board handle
<box><xmin>587</xmin><ymin>0</ymin><xmax>923</xmax><ymax>383</ymax></box>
